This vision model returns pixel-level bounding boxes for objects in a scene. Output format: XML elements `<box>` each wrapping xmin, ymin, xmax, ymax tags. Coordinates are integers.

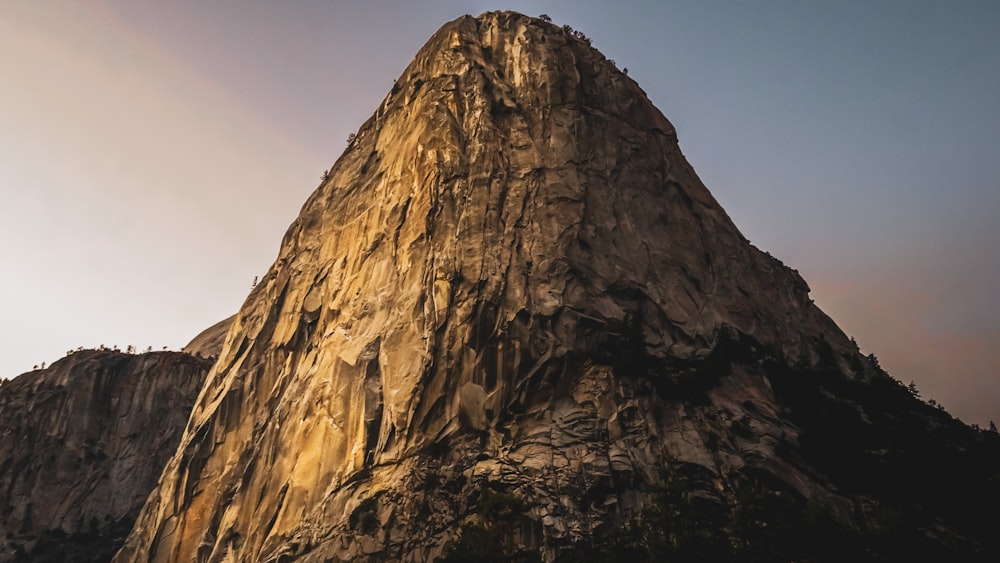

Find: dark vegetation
<box><xmin>349</xmin><ymin>493</ymin><xmax>383</xmax><ymax>536</ymax></box>
<box><xmin>564</xmin><ymin>452</ymin><xmax>995</xmax><ymax>562</ymax></box>
<box><xmin>436</xmin><ymin>485</ymin><xmax>541</xmax><ymax>563</ymax></box>
<box><xmin>623</xmin><ymin>328</ymin><xmax>1000</xmax><ymax>561</ymax></box>
<box><xmin>556</xmin><ymin>458</ymin><xmax>865</xmax><ymax>563</ymax></box>
<box><xmin>447</xmin><ymin>281</ymin><xmax>1000</xmax><ymax>558</ymax></box>
<box><xmin>440</xmin><ymin>444</ymin><xmax>998</xmax><ymax>562</ymax></box>
<box><xmin>4</xmin><ymin>517</ymin><xmax>134</xmax><ymax>563</ymax></box>
<box><xmin>763</xmin><ymin>340</ymin><xmax>1000</xmax><ymax>559</ymax></box>
<box><xmin>439</xmin><ymin>322</ymin><xmax>1000</xmax><ymax>561</ymax></box>
<box><xmin>23</xmin><ymin>342</ymin><xmax>212</xmax><ymax>375</ymax></box>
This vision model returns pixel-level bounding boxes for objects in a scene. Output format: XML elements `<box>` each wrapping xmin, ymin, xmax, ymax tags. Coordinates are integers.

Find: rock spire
<box><xmin>112</xmin><ymin>11</ymin><xmax>1000</xmax><ymax>562</ymax></box>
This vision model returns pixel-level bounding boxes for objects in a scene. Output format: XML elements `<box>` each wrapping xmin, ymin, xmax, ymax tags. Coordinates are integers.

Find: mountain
<box><xmin>0</xmin><ymin>11</ymin><xmax>988</xmax><ymax>562</ymax></box>
<box><xmin>0</xmin><ymin>350</ymin><xmax>211</xmax><ymax>562</ymax></box>
<box><xmin>181</xmin><ymin>315</ymin><xmax>235</xmax><ymax>360</ymax></box>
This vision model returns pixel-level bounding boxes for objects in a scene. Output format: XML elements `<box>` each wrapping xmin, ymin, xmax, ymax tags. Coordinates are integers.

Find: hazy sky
<box><xmin>2</xmin><ymin>1</ymin><xmax>998</xmax><ymax>425</ymax></box>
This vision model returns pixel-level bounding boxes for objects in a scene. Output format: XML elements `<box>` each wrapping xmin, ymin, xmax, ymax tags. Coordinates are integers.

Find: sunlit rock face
<box><xmin>115</xmin><ymin>12</ymin><xmax>999</xmax><ymax>562</ymax></box>
<box><xmin>0</xmin><ymin>350</ymin><xmax>210</xmax><ymax>562</ymax></box>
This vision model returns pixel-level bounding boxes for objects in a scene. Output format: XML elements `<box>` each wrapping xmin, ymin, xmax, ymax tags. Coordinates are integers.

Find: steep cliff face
<box><xmin>0</xmin><ymin>350</ymin><xmax>211</xmax><ymax>562</ymax></box>
<box><xmin>116</xmin><ymin>12</ymin><xmax>999</xmax><ymax>562</ymax></box>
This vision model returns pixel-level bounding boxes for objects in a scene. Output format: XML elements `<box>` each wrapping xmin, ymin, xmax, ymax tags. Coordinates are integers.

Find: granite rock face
<box><xmin>182</xmin><ymin>315</ymin><xmax>235</xmax><ymax>360</ymax></box>
<box><xmin>115</xmin><ymin>12</ymin><xmax>1000</xmax><ymax>562</ymax></box>
<box><xmin>0</xmin><ymin>350</ymin><xmax>211</xmax><ymax>562</ymax></box>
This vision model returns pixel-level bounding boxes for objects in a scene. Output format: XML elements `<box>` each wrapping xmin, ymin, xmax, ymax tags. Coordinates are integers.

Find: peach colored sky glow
<box><xmin>1</xmin><ymin>1</ymin><xmax>998</xmax><ymax>426</ymax></box>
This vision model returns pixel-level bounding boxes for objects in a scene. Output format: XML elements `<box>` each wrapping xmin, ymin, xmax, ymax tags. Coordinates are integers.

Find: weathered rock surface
<box><xmin>0</xmin><ymin>350</ymin><xmax>211</xmax><ymax>562</ymax></box>
<box><xmin>182</xmin><ymin>315</ymin><xmax>235</xmax><ymax>360</ymax></box>
<box><xmin>115</xmin><ymin>11</ymin><xmax>1000</xmax><ymax>562</ymax></box>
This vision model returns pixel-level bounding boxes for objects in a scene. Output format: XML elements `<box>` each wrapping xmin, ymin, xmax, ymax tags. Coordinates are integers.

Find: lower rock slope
<box><xmin>0</xmin><ymin>350</ymin><xmax>211</xmax><ymax>562</ymax></box>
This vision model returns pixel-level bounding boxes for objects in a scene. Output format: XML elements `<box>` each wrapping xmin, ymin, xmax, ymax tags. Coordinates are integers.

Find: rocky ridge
<box><xmin>106</xmin><ymin>11</ymin><xmax>1000</xmax><ymax>562</ymax></box>
<box><xmin>0</xmin><ymin>350</ymin><xmax>211</xmax><ymax>562</ymax></box>
<box><xmin>182</xmin><ymin>315</ymin><xmax>235</xmax><ymax>360</ymax></box>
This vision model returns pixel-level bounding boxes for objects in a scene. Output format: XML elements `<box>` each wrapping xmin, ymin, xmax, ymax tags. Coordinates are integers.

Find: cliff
<box><xmin>182</xmin><ymin>315</ymin><xmax>235</xmax><ymax>360</ymax></box>
<box><xmin>0</xmin><ymin>350</ymin><xmax>211</xmax><ymax>562</ymax></box>
<box><xmin>110</xmin><ymin>11</ymin><xmax>999</xmax><ymax>562</ymax></box>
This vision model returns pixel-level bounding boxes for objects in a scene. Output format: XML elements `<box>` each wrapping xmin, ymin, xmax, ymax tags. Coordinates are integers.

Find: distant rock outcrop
<box><xmin>0</xmin><ymin>350</ymin><xmax>210</xmax><ymax>562</ymax></box>
<box><xmin>114</xmin><ymin>11</ymin><xmax>1000</xmax><ymax>562</ymax></box>
<box><xmin>182</xmin><ymin>314</ymin><xmax>235</xmax><ymax>360</ymax></box>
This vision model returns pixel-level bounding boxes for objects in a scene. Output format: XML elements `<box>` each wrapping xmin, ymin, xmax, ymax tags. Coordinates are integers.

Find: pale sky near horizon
<box><xmin>1</xmin><ymin>1</ymin><xmax>998</xmax><ymax>425</ymax></box>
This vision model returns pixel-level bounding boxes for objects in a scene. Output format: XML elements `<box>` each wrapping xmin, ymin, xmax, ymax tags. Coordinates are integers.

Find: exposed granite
<box><xmin>0</xmin><ymin>350</ymin><xmax>211</xmax><ymax>562</ymax></box>
<box><xmin>114</xmin><ymin>11</ymin><xmax>1000</xmax><ymax>562</ymax></box>
<box><xmin>182</xmin><ymin>315</ymin><xmax>235</xmax><ymax>360</ymax></box>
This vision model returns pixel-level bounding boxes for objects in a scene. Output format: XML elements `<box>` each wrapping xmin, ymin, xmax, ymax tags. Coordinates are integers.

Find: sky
<box><xmin>1</xmin><ymin>1</ymin><xmax>997</xmax><ymax>425</ymax></box>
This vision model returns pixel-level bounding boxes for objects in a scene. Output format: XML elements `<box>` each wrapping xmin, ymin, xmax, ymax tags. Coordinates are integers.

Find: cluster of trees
<box><xmin>536</xmin><ymin>14</ymin><xmax>592</xmax><ymax>45</ymax></box>
<box><xmin>24</xmin><ymin>339</ymin><xmax>226</xmax><ymax>375</ymax></box>
<box><xmin>72</xmin><ymin>344</ymin><xmax>166</xmax><ymax>355</ymax></box>
<box><xmin>31</xmin><ymin>344</ymin><xmax>177</xmax><ymax>370</ymax></box>
<box><xmin>561</xmin><ymin>24</ymin><xmax>592</xmax><ymax>45</ymax></box>
<box><xmin>871</xmin><ymin>353</ymin><xmax>997</xmax><ymax>432</ymax></box>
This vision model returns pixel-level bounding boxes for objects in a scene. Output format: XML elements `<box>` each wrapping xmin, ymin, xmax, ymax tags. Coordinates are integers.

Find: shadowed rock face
<box><xmin>114</xmin><ymin>12</ymin><xmax>1000</xmax><ymax>562</ymax></box>
<box><xmin>0</xmin><ymin>350</ymin><xmax>211</xmax><ymax>562</ymax></box>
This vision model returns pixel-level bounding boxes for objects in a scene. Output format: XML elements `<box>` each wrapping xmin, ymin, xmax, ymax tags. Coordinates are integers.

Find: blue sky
<box><xmin>1</xmin><ymin>1</ymin><xmax>997</xmax><ymax>424</ymax></box>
